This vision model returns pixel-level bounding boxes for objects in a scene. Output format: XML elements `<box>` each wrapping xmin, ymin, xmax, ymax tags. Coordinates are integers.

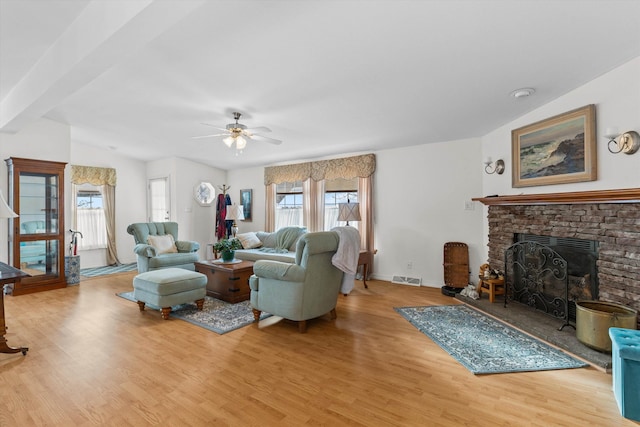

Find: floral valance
<box><xmin>264</xmin><ymin>153</ymin><xmax>375</xmax><ymax>185</ymax></box>
<box><xmin>70</xmin><ymin>165</ymin><xmax>117</xmax><ymax>186</ymax></box>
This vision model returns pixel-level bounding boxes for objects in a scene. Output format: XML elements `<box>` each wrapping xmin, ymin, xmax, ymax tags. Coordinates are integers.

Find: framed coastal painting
<box><xmin>511</xmin><ymin>104</ymin><xmax>596</xmax><ymax>188</ymax></box>
<box><xmin>240</xmin><ymin>189</ymin><xmax>252</xmax><ymax>221</ymax></box>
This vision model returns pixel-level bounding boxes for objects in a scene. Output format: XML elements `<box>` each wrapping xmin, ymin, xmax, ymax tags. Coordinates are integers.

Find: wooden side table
<box><xmin>0</xmin><ymin>262</ymin><xmax>30</xmax><ymax>355</ymax></box>
<box><xmin>358</xmin><ymin>250</ymin><xmax>373</xmax><ymax>289</ymax></box>
<box><xmin>476</xmin><ymin>275</ymin><xmax>505</xmax><ymax>303</ymax></box>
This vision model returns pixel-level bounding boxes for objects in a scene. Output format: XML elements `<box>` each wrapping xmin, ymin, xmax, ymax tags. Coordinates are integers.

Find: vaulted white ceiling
<box><xmin>1</xmin><ymin>0</ymin><xmax>639</xmax><ymax>170</ymax></box>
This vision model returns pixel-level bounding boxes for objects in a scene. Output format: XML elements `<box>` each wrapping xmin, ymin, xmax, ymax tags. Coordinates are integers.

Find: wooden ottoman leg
<box><xmin>330</xmin><ymin>308</ymin><xmax>337</xmax><ymax>319</ymax></box>
<box><xmin>161</xmin><ymin>307</ymin><xmax>171</xmax><ymax>320</ymax></box>
<box><xmin>137</xmin><ymin>301</ymin><xmax>146</xmax><ymax>311</ymax></box>
<box><xmin>195</xmin><ymin>298</ymin><xmax>205</xmax><ymax>310</ymax></box>
<box><xmin>252</xmin><ymin>308</ymin><xmax>261</xmax><ymax>322</ymax></box>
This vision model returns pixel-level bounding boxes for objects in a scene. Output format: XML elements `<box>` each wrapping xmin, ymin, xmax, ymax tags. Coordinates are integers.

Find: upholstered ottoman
<box><xmin>133</xmin><ymin>268</ymin><xmax>207</xmax><ymax>320</ymax></box>
<box><xmin>609</xmin><ymin>327</ymin><xmax>640</xmax><ymax>421</ymax></box>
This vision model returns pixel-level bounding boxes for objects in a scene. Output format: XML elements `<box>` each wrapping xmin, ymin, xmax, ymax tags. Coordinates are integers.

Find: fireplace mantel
<box><xmin>473</xmin><ymin>188</ymin><xmax>640</xmax><ymax>206</ymax></box>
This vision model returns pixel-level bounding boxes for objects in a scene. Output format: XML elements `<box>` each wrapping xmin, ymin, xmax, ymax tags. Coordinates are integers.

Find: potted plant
<box><xmin>213</xmin><ymin>238</ymin><xmax>243</xmax><ymax>262</ymax></box>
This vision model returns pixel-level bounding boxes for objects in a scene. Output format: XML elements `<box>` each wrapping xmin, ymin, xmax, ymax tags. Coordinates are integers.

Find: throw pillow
<box><xmin>237</xmin><ymin>232</ymin><xmax>263</xmax><ymax>249</ymax></box>
<box><xmin>256</xmin><ymin>231</ymin><xmax>277</xmax><ymax>248</ymax></box>
<box><xmin>147</xmin><ymin>234</ymin><xmax>178</xmax><ymax>254</ymax></box>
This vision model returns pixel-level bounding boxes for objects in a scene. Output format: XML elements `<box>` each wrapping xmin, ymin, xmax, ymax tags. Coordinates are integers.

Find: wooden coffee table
<box><xmin>195</xmin><ymin>260</ymin><xmax>254</xmax><ymax>303</ymax></box>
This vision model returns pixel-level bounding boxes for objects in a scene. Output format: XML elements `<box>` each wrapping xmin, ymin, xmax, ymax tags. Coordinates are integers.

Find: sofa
<box><xmin>126</xmin><ymin>222</ymin><xmax>200</xmax><ymax>273</ymax></box>
<box><xmin>234</xmin><ymin>226</ymin><xmax>306</xmax><ymax>263</ymax></box>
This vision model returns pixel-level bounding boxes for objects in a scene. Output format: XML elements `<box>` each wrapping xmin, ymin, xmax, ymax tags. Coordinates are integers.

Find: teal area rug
<box><xmin>117</xmin><ymin>291</ymin><xmax>270</xmax><ymax>334</ymax></box>
<box><xmin>81</xmin><ymin>263</ymin><xmax>137</xmax><ymax>277</ymax></box>
<box><xmin>395</xmin><ymin>305</ymin><xmax>588</xmax><ymax>375</ymax></box>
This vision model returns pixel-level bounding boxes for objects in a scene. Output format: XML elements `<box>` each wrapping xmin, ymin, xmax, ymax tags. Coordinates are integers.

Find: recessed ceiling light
<box><xmin>510</xmin><ymin>88</ymin><xmax>535</xmax><ymax>98</ymax></box>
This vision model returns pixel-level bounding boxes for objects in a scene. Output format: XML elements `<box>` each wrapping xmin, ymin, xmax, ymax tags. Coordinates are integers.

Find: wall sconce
<box><xmin>484</xmin><ymin>158</ymin><xmax>505</xmax><ymax>175</ymax></box>
<box><xmin>604</xmin><ymin>127</ymin><xmax>639</xmax><ymax>155</ymax></box>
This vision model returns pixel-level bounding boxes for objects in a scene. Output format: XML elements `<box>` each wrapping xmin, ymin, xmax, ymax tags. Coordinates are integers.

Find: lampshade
<box><xmin>235</xmin><ymin>136</ymin><xmax>247</xmax><ymax>150</ymax></box>
<box><xmin>223</xmin><ymin>136</ymin><xmax>234</xmax><ymax>147</ymax></box>
<box><xmin>225</xmin><ymin>204</ymin><xmax>245</xmax><ymax>221</ymax></box>
<box><xmin>0</xmin><ymin>190</ymin><xmax>17</xmax><ymax>219</ymax></box>
<box><xmin>338</xmin><ymin>202</ymin><xmax>361</xmax><ymax>223</ymax></box>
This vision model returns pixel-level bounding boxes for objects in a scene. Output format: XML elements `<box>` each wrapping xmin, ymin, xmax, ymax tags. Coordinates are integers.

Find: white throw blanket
<box><xmin>331</xmin><ymin>226</ymin><xmax>361</xmax><ymax>294</ymax></box>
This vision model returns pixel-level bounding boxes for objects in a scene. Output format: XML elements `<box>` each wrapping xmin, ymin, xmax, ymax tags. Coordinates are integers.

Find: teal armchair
<box><xmin>249</xmin><ymin>231</ymin><xmax>343</xmax><ymax>333</ymax></box>
<box><xmin>126</xmin><ymin>222</ymin><xmax>200</xmax><ymax>273</ymax></box>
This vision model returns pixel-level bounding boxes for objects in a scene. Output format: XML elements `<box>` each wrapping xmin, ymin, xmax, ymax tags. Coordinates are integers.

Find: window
<box><xmin>77</xmin><ymin>190</ymin><xmax>103</xmax><ymax>209</ymax></box>
<box><xmin>264</xmin><ymin>154</ymin><xmax>374</xmax><ymax>255</ymax></box>
<box><xmin>75</xmin><ymin>185</ymin><xmax>107</xmax><ymax>250</ymax></box>
<box><xmin>324</xmin><ymin>177</ymin><xmax>358</xmax><ymax>231</ymax></box>
<box><xmin>275</xmin><ymin>181</ymin><xmax>303</xmax><ymax>229</ymax></box>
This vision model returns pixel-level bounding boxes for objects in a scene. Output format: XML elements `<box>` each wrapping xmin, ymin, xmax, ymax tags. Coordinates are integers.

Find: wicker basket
<box><xmin>443</xmin><ymin>242</ymin><xmax>469</xmax><ymax>289</ymax></box>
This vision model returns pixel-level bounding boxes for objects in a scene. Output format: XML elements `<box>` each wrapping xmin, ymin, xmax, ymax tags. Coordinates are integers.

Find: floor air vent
<box><xmin>391</xmin><ymin>275</ymin><xmax>422</xmax><ymax>286</ymax></box>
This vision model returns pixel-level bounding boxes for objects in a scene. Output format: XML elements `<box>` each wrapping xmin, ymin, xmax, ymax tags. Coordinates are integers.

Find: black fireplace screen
<box><xmin>504</xmin><ymin>241</ymin><xmax>571</xmax><ymax>329</ymax></box>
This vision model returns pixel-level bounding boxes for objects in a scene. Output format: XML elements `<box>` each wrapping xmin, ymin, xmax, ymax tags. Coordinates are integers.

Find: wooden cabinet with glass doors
<box><xmin>5</xmin><ymin>157</ymin><xmax>67</xmax><ymax>295</ymax></box>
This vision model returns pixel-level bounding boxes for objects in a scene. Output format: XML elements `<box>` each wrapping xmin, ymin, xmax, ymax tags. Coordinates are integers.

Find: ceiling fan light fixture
<box><xmin>236</xmin><ymin>136</ymin><xmax>247</xmax><ymax>150</ymax></box>
<box><xmin>193</xmin><ymin>111</ymin><xmax>282</xmax><ymax>149</ymax></box>
<box><xmin>223</xmin><ymin>136</ymin><xmax>234</xmax><ymax>147</ymax></box>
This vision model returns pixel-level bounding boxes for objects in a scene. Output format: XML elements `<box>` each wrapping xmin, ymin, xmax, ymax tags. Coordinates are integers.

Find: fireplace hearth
<box><xmin>474</xmin><ymin>190</ymin><xmax>640</xmax><ymax>330</ymax></box>
<box><xmin>467</xmin><ymin>189</ymin><xmax>640</xmax><ymax>369</ymax></box>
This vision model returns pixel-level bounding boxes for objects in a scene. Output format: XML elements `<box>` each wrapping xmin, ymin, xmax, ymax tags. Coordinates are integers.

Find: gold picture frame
<box><xmin>512</xmin><ymin>104</ymin><xmax>596</xmax><ymax>188</ymax></box>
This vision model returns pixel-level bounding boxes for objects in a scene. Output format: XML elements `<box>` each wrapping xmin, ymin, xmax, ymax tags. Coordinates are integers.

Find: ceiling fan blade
<box><xmin>250</xmin><ymin>134</ymin><xmax>283</xmax><ymax>145</ymax></box>
<box><xmin>191</xmin><ymin>133</ymin><xmax>228</xmax><ymax>139</ymax></box>
<box><xmin>200</xmin><ymin>123</ymin><xmax>229</xmax><ymax>132</ymax></box>
<box><xmin>244</xmin><ymin>126</ymin><xmax>271</xmax><ymax>134</ymax></box>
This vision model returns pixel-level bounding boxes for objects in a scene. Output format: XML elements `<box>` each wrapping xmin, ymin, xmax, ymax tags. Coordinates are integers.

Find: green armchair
<box><xmin>126</xmin><ymin>222</ymin><xmax>200</xmax><ymax>273</ymax></box>
<box><xmin>249</xmin><ymin>231</ymin><xmax>343</xmax><ymax>333</ymax></box>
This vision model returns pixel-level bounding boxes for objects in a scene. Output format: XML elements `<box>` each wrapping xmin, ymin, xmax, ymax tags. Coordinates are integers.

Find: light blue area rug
<box><xmin>117</xmin><ymin>291</ymin><xmax>270</xmax><ymax>334</ymax></box>
<box><xmin>81</xmin><ymin>263</ymin><xmax>137</xmax><ymax>277</ymax></box>
<box><xmin>395</xmin><ymin>305</ymin><xmax>588</xmax><ymax>375</ymax></box>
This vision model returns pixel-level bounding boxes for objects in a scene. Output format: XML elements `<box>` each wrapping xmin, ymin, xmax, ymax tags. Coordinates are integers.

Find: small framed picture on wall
<box><xmin>240</xmin><ymin>189</ymin><xmax>252</xmax><ymax>221</ymax></box>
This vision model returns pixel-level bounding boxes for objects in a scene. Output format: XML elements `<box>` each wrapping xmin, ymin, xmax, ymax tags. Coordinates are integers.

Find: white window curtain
<box><xmin>275</xmin><ymin>207</ymin><xmax>303</xmax><ymax>231</ymax></box>
<box><xmin>324</xmin><ymin>205</ymin><xmax>339</xmax><ymax>231</ymax></box>
<box><xmin>76</xmin><ymin>205</ymin><xmax>107</xmax><ymax>250</ymax></box>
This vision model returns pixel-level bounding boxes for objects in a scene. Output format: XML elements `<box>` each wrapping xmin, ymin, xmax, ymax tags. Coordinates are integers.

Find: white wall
<box><xmin>227</xmin><ymin>166</ymin><xmax>266</xmax><ymax>233</ymax></box>
<box><xmin>374</xmin><ymin>138</ymin><xmax>485</xmax><ymax>286</ymax></box>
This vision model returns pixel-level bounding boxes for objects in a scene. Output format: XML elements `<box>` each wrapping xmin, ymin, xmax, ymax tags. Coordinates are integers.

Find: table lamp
<box><xmin>0</xmin><ymin>190</ymin><xmax>17</xmax><ymax>220</ymax></box>
<box><xmin>225</xmin><ymin>204</ymin><xmax>245</xmax><ymax>238</ymax></box>
<box><xmin>0</xmin><ymin>189</ymin><xmax>18</xmax><ymax>282</ymax></box>
<box><xmin>338</xmin><ymin>200</ymin><xmax>361</xmax><ymax>226</ymax></box>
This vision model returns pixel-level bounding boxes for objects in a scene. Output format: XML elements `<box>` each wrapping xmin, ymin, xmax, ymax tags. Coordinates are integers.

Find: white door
<box><xmin>148</xmin><ymin>177</ymin><xmax>170</xmax><ymax>222</ymax></box>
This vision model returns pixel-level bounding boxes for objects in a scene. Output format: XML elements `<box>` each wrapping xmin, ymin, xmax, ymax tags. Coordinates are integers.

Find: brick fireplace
<box><xmin>474</xmin><ymin>189</ymin><xmax>640</xmax><ymax>328</ymax></box>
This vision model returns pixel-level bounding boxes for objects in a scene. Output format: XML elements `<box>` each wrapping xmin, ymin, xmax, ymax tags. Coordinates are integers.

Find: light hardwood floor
<box><xmin>0</xmin><ymin>273</ymin><xmax>631</xmax><ymax>426</ymax></box>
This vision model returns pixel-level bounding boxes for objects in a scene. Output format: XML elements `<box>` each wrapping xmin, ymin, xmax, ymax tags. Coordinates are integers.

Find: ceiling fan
<box><xmin>192</xmin><ymin>112</ymin><xmax>282</xmax><ymax>152</ymax></box>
